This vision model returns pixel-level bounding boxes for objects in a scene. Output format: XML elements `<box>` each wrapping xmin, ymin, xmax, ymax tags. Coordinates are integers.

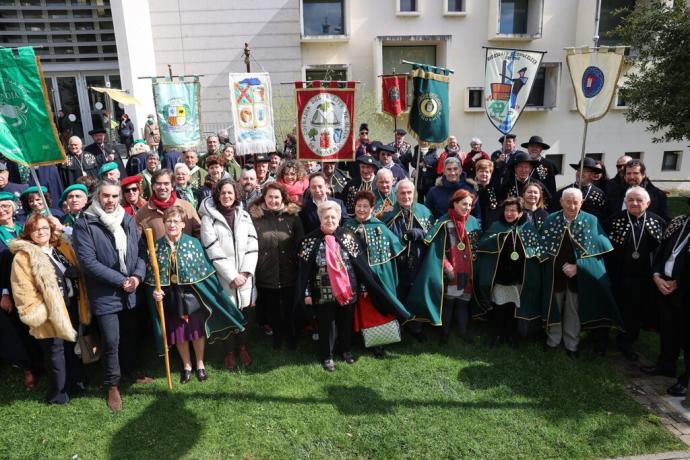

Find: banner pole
<box><xmin>28</xmin><ymin>168</ymin><xmax>52</xmax><ymax>217</ymax></box>
<box><xmin>578</xmin><ymin>120</ymin><xmax>589</xmax><ymax>190</ymax></box>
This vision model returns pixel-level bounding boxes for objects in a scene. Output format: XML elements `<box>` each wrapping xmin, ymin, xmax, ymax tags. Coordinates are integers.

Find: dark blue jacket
<box><xmin>72</xmin><ymin>212</ymin><xmax>146</xmax><ymax>316</ymax></box>
<box><xmin>424</xmin><ymin>175</ymin><xmax>480</xmax><ymax>220</ymax></box>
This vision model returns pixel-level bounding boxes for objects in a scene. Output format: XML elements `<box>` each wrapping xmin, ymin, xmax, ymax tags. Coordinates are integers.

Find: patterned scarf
<box><xmin>323</xmin><ymin>231</ymin><xmax>353</xmax><ymax>306</ymax></box>
<box><xmin>448</xmin><ymin>209</ymin><xmax>473</xmax><ymax>293</ymax></box>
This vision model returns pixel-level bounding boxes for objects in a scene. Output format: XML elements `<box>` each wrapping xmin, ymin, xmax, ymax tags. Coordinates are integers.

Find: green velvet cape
<box><xmin>539</xmin><ymin>210</ymin><xmax>621</xmax><ymax>329</ymax></box>
<box><xmin>406</xmin><ymin>213</ymin><xmax>481</xmax><ymax>325</ymax></box>
<box><xmin>474</xmin><ymin>219</ymin><xmax>543</xmax><ymax>320</ymax></box>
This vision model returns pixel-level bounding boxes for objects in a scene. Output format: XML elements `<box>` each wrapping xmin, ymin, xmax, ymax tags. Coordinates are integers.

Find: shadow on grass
<box><xmin>109</xmin><ymin>394</ymin><xmax>202</xmax><ymax>460</ymax></box>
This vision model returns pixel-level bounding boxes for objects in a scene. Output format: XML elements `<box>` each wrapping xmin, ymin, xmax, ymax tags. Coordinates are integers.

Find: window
<box><xmin>585</xmin><ymin>153</ymin><xmax>603</xmax><ymax>161</ymax></box>
<box><xmin>544</xmin><ymin>154</ymin><xmax>563</xmax><ymax>173</ymax></box>
<box><xmin>662</xmin><ymin>151</ymin><xmax>681</xmax><ymax>171</ymax></box>
<box><xmin>447</xmin><ymin>0</ymin><xmax>465</xmax><ymax>13</ymax></box>
<box><xmin>500</xmin><ymin>0</ymin><xmax>528</xmax><ymax>34</ymax></box>
<box><xmin>399</xmin><ymin>0</ymin><xmax>417</xmax><ymax>12</ymax></box>
<box><xmin>492</xmin><ymin>0</ymin><xmax>543</xmax><ymax>39</ymax></box>
<box><xmin>465</xmin><ymin>87</ymin><xmax>483</xmax><ymax>111</ymax></box>
<box><xmin>598</xmin><ymin>0</ymin><xmax>634</xmax><ymax>47</ymax></box>
<box><xmin>614</xmin><ymin>88</ymin><xmax>627</xmax><ymax>108</ymax></box>
<box><xmin>305</xmin><ymin>66</ymin><xmax>348</xmax><ymax>82</ymax></box>
<box><xmin>525</xmin><ymin>63</ymin><xmax>559</xmax><ymax>109</ymax></box>
<box><xmin>302</xmin><ymin>0</ymin><xmax>345</xmax><ymax>37</ymax></box>
<box><xmin>625</xmin><ymin>151</ymin><xmax>642</xmax><ymax>160</ymax></box>
<box><xmin>382</xmin><ymin>45</ymin><xmax>436</xmax><ymax>107</ymax></box>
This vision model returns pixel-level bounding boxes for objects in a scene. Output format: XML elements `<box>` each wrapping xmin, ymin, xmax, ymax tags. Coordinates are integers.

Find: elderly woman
<box><xmin>98</xmin><ymin>162</ymin><xmax>121</xmax><ymax>182</ymax></box>
<box><xmin>173</xmin><ymin>163</ymin><xmax>197</xmax><ymax>209</ymax></box>
<box><xmin>373</xmin><ymin>168</ymin><xmax>395</xmax><ymax>218</ymax></box>
<box><xmin>276</xmin><ymin>159</ymin><xmax>309</xmax><ymax>205</ymax></box>
<box><xmin>249</xmin><ymin>182</ymin><xmax>304</xmax><ymax>349</ymax></box>
<box><xmin>297</xmin><ymin>200</ymin><xmax>409</xmax><ymax>371</ymax></box>
<box><xmin>197</xmin><ymin>155</ymin><xmax>229</xmax><ymax>204</ymax></box>
<box><xmin>345</xmin><ymin>190</ymin><xmax>411</xmax><ymax>357</ymax></box>
<box><xmin>19</xmin><ymin>186</ymin><xmax>64</xmax><ymax>220</ymax></box>
<box><xmin>409</xmin><ymin>189</ymin><xmax>481</xmax><ymax>344</ymax></box>
<box><xmin>121</xmin><ymin>175</ymin><xmax>147</xmax><ymax>216</ymax></box>
<box><xmin>605</xmin><ymin>186</ymin><xmax>665</xmax><ymax>362</ymax></box>
<box><xmin>521</xmin><ymin>180</ymin><xmax>549</xmax><ymax>230</ymax></box>
<box><xmin>140</xmin><ymin>151</ymin><xmax>160</xmax><ymax>200</ymax></box>
<box><xmin>149</xmin><ymin>206</ymin><xmax>245</xmax><ymax>384</ymax></box>
<box><xmin>475</xmin><ymin>197</ymin><xmax>543</xmax><ymax>346</ymax></box>
<box><xmin>0</xmin><ymin>192</ymin><xmax>40</xmax><ymax>389</ymax></box>
<box><xmin>198</xmin><ymin>179</ymin><xmax>258</xmax><ymax>370</ymax></box>
<box><xmin>10</xmin><ymin>213</ymin><xmax>89</xmax><ymax>403</ymax></box>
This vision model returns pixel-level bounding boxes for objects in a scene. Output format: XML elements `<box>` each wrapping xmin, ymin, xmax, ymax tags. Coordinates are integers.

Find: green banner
<box><xmin>152</xmin><ymin>78</ymin><xmax>202</xmax><ymax>150</ymax></box>
<box><xmin>0</xmin><ymin>47</ymin><xmax>65</xmax><ymax>166</ymax></box>
<box><xmin>408</xmin><ymin>63</ymin><xmax>450</xmax><ymax>143</ymax></box>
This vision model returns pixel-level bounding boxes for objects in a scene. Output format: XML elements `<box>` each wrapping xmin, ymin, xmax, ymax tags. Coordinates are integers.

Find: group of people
<box><xmin>1</xmin><ymin>123</ymin><xmax>689</xmax><ymax>414</ymax></box>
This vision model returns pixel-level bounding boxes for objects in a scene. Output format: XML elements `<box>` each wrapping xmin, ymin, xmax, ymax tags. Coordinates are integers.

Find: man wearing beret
<box><xmin>61</xmin><ymin>184</ymin><xmax>89</xmax><ymax>227</ymax></box>
<box><xmin>98</xmin><ymin>162</ymin><xmax>120</xmax><ymax>182</ymax></box>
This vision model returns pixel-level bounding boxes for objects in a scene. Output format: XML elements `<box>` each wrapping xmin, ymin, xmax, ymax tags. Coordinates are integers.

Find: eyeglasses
<box><xmin>31</xmin><ymin>226</ymin><xmax>50</xmax><ymax>234</ymax></box>
<box><xmin>165</xmin><ymin>220</ymin><xmax>182</xmax><ymax>226</ymax></box>
<box><xmin>0</xmin><ymin>204</ymin><xmax>13</xmax><ymax>210</ymax></box>
<box><xmin>616</xmin><ymin>164</ymin><xmax>626</xmax><ymax>169</ymax></box>
<box><xmin>124</xmin><ymin>187</ymin><xmax>138</xmax><ymax>193</ymax></box>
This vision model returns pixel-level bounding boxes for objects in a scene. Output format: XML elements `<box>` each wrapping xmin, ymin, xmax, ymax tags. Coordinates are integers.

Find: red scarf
<box><xmin>150</xmin><ymin>193</ymin><xmax>177</xmax><ymax>212</ymax></box>
<box><xmin>322</xmin><ymin>228</ymin><xmax>354</xmax><ymax>306</ymax></box>
<box><xmin>448</xmin><ymin>209</ymin><xmax>473</xmax><ymax>293</ymax></box>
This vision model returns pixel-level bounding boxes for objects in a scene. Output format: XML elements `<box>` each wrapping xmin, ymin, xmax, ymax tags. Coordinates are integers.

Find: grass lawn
<box><xmin>0</xmin><ymin>323</ymin><xmax>684</xmax><ymax>460</ymax></box>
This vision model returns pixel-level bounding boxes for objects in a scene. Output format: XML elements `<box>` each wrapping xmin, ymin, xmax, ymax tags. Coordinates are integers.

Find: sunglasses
<box><xmin>124</xmin><ymin>187</ymin><xmax>138</xmax><ymax>193</ymax></box>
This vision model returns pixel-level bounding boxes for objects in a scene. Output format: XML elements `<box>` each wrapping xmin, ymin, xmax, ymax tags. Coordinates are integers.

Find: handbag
<box><xmin>76</xmin><ymin>332</ymin><xmax>101</xmax><ymax>364</ymax></box>
<box><xmin>361</xmin><ymin>319</ymin><xmax>401</xmax><ymax>348</ymax></box>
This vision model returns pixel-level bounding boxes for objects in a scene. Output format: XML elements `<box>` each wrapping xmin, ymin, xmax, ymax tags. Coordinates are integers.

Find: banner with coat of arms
<box><xmin>229</xmin><ymin>72</ymin><xmax>276</xmax><ymax>156</ymax></box>
<box><xmin>484</xmin><ymin>47</ymin><xmax>545</xmax><ymax>134</ymax></box>
<box><xmin>152</xmin><ymin>77</ymin><xmax>202</xmax><ymax>150</ymax></box>
<box><xmin>295</xmin><ymin>80</ymin><xmax>355</xmax><ymax>162</ymax></box>
<box><xmin>566</xmin><ymin>46</ymin><xmax>625</xmax><ymax>122</ymax></box>
<box><xmin>381</xmin><ymin>74</ymin><xmax>407</xmax><ymax>118</ymax></box>
<box><xmin>408</xmin><ymin>63</ymin><xmax>450</xmax><ymax>143</ymax></box>
<box><xmin>0</xmin><ymin>47</ymin><xmax>65</xmax><ymax>166</ymax></box>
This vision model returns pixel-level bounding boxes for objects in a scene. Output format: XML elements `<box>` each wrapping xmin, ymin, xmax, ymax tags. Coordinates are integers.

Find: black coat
<box><xmin>84</xmin><ymin>142</ymin><xmax>127</xmax><ymax>178</ymax></box>
<box><xmin>72</xmin><ymin>212</ymin><xmax>146</xmax><ymax>316</ymax></box>
<box><xmin>606</xmin><ymin>178</ymin><xmax>670</xmax><ymax>222</ymax></box>
<box><xmin>652</xmin><ymin>215</ymin><xmax>690</xmax><ymax>282</ymax></box>
<box><xmin>299</xmin><ymin>197</ymin><xmax>347</xmax><ymax>234</ymax></box>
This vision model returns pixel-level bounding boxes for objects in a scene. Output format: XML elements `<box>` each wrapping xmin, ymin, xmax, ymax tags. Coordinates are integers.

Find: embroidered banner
<box><xmin>295</xmin><ymin>80</ymin><xmax>355</xmax><ymax>161</ymax></box>
<box><xmin>484</xmin><ymin>48</ymin><xmax>545</xmax><ymax>134</ymax></box>
<box><xmin>152</xmin><ymin>77</ymin><xmax>202</xmax><ymax>150</ymax></box>
<box><xmin>381</xmin><ymin>74</ymin><xmax>407</xmax><ymax>118</ymax></box>
<box><xmin>408</xmin><ymin>63</ymin><xmax>450</xmax><ymax>143</ymax></box>
<box><xmin>229</xmin><ymin>72</ymin><xmax>276</xmax><ymax>155</ymax></box>
<box><xmin>566</xmin><ymin>46</ymin><xmax>625</xmax><ymax>122</ymax></box>
<box><xmin>0</xmin><ymin>47</ymin><xmax>65</xmax><ymax>166</ymax></box>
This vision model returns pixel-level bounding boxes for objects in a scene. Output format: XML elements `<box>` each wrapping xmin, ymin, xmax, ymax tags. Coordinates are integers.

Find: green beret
<box><xmin>59</xmin><ymin>184</ymin><xmax>88</xmax><ymax>205</ymax></box>
<box><xmin>0</xmin><ymin>191</ymin><xmax>16</xmax><ymax>202</ymax></box>
<box><xmin>21</xmin><ymin>185</ymin><xmax>47</xmax><ymax>198</ymax></box>
<box><xmin>98</xmin><ymin>162</ymin><xmax>119</xmax><ymax>177</ymax></box>
<box><xmin>134</xmin><ymin>138</ymin><xmax>146</xmax><ymax>144</ymax></box>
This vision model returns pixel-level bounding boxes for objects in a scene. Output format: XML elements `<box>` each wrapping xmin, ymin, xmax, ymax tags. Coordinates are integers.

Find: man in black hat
<box><xmin>606</xmin><ymin>159</ymin><xmax>669</xmax><ymax>221</ymax></box>
<box><xmin>370</xmin><ymin>142</ymin><xmax>407</xmax><ymax>183</ymax></box>
<box><xmin>522</xmin><ymin>135</ymin><xmax>559</xmax><ymax>201</ymax></box>
<box><xmin>85</xmin><ymin>128</ymin><xmax>127</xmax><ymax>178</ymax></box>
<box><xmin>497</xmin><ymin>151</ymin><xmax>551</xmax><ymax>204</ymax></box>
<box><xmin>253</xmin><ymin>153</ymin><xmax>274</xmax><ymax>188</ymax></box>
<box><xmin>344</xmin><ymin>123</ymin><xmax>372</xmax><ymax>180</ymax></box>
<box><xmin>387</xmin><ymin>128</ymin><xmax>412</xmax><ymax>162</ymax></box>
<box><xmin>342</xmin><ymin>155</ymin><xmax>380</xmax><ymax>216</ymax></box>
<box><xmin>491</xmin><ymin>133</ymin><xmax>526</xmax><ymax>185</ymax></box>
<box><xmin>268</xmin><ymin>151</ymin><xmax>282</xmax><ymax>178</ymax></box>
<box><xmin>554</xmin><ymin>158</ymin><xmax>607</xmax><ymax>222</ymax></box>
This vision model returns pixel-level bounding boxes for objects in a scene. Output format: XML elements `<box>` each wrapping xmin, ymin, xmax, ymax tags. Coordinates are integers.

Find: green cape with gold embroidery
<box><xmin>406</xmin><ymin>213</ymin><xmax>481</xmax><ymax>325</ymax></box>
<box><xmin>474</xmin><ymin>219</ymin><xmax>543</xmax><ymax>320</ymax></box>
<box><xmin>539</xmin><ymin>210</ymin><xmax>621</xmax><ymax>329</ymax></box>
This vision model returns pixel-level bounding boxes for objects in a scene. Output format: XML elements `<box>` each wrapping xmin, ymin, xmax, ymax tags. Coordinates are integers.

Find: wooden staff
<box><xmin>144</xmin><ymin>228</ymin><xmax>173</xmax><ymax>391</ymax></box>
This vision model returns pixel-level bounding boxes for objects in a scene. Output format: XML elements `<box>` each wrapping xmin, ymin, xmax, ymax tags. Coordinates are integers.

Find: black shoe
<box><xmin>640</xmin><ymin>366</ymin><xmax>676</xmax><ymax>378</ymax></box>
<box><xmin>342</xmin><ymin>352</ymin><xmax>356</xmax><ymax>364</ymax></box>
<box><xmin>196</xmin><ymin>368</ymin><xmax>207</xmax><ymax>382</ymax></box>
<box><xmin>566</xmin><ymin>350</ymin><xmax>580</xmax><ymax>359</ymax></box>
<box><xmin>322</xmin><ymin>359</ymin><xmax>335</xmax><ymax>372</ymax></box>
<box><xmin>373</xmin><ymin>347</ymin><xmax>386</xmax><ymax>359</ymax></box>
<box><xmin>667</xmin><ymin>382</ymin><xmax>687</xmax><ymax>397</ymax></box>
<box><xmin>180</xmin><ymin>369</ymin><xmax>192</xmax><ymax>384</ymax></box>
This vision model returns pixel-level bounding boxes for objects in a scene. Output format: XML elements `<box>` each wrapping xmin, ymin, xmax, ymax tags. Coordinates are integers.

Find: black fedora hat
<box><xmin>521</xmin><ymin>135</ymin><xmax>550</xmax><ymax>150</ymax></box>
<box><xmin>356</xmin><ymin>155</ymin><xmax>380</xmax><ymax>170</ymax></box>
<box><xmin>510</xmin><ymin>151</ymin><xmax>540</xmax><ymax>168</ymax></box>
<box><xmin>88</xmin><ymin>128</ymin><xmax>107</xmax><ymax>136</ymax></box>
<box><xmin>570</xmin><ymin>157</ymin><xmax>603</xmax><ymax>173</ymax></box>
<box><xmin>254</xmin><ymin>153</ymin><xmax>271</xmax><ymax>163</ymax></box>
<box><xmin>498</xmin><ymin>133</ymin><xmax>517</xmax><ymax>143</ymax></box>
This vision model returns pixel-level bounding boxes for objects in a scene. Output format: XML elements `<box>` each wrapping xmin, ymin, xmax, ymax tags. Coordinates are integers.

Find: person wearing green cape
<box><xmin>407</xmin><ymin>188</ymin><xmax>481</xmax><ymax>344</ymax></box>
<box><xmin>475</xmin><ymin>197</ymin><xmax>543</xmax><ymax>346</ymax></box>
<box><xmin>345</xmin><ymin>190</ymin><xmax>411</xmax><ymax>357</ymax></box>
<box><xmin>541</xmin><ymin>187</ymin><xmax>621</xmax><ymax>358</ymax></box>
<box><xmin>148</xmin><ymin>206</ymin><xmax>245</xmax><ymax>384</ymax></box>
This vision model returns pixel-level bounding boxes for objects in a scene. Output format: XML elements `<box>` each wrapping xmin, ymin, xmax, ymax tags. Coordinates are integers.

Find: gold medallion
<box><xmin>457</xmin><ymin>242</ymin><xmax>466</xmax><ymax>251</ymax></box>
<box><xmin>510</xmin><ymin>251</ymin><xmax>520</xmax><ymax>261</ymax></box>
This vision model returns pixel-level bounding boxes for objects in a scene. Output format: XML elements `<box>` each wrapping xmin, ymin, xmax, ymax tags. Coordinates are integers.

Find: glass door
<box><xmin>56</xmin><ymin>76</ymin><xmax>84</xmax><ymax>139</ymax></box>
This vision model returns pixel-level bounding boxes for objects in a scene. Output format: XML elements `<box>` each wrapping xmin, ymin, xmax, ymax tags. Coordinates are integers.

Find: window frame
<box><xmin>489</xmin><ymin>0</ymin><xmax>544</xmax><ymax>41</ymax></box>
<box><xmin>523</xmin><ymin>62</ymin><xmax>560</xmax><ymax>111</ymax></box>
<box><xmin>464</xmin><ymin>87</ymin><xmax>484</xmax><ymax>112</ymax></box>
<box><xmin>300</xmin><ymin>0</ymin><xmax>349</xmax><ymax>42</ymax></box>
<box><xmin>302</xmin><ymin>64</ymin><xmax>351</xmax><ymax>83</ymax></box>
<box><xmin>661</xmin><ymin>151</ymin><xmax>682</xmax><ymax>172</ymax></box>
<box><xmin>444</xmin><ymin>0</ymin><xmax>467</xmax><ymax>16</ymax></box>
<box><xmin>544</xmin><ymin>154</ymin><xmax>564</xmax><ymax>174</ymax></box>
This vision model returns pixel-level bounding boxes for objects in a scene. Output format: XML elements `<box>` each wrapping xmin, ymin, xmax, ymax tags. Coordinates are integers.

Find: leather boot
<box><xmin>23</xmin><ymin>370</ymin><xmax>36</xmax><ymax>390</ymax></box>
<box><xmin>107</xmin><ymin>386</ymin><xmax>122</xmax><ymax>412</ymax></box>
<box><xmin>239</xmin><ymin>346</ymin><xmax>252</xmax><ymax>366</ymax></box>
<box><xmin>224</xmin><ymin>352</ymin><xmax>237</xmax><ymax>370</ymax></box>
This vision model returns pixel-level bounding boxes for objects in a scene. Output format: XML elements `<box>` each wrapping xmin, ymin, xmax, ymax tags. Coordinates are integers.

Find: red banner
<box><xmin>296</xmin><ymin>80</ymin><xmax>355</xmax><ymax>162</ymax></box>
<box><xmin>381</xmin><ymin>75</ymin><xmax>407</xmax><ymax>117</ymax></box>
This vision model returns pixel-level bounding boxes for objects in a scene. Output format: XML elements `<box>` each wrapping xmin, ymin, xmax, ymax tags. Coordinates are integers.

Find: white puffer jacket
<box><xmin>198</xmin><ymin>197</ymin><xmax>258</xmax><ymax>308</ymax></box>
